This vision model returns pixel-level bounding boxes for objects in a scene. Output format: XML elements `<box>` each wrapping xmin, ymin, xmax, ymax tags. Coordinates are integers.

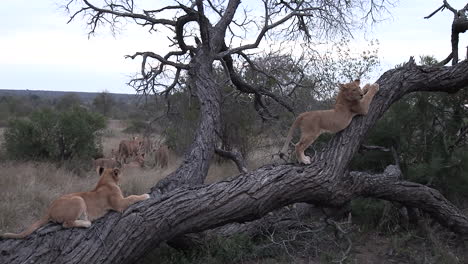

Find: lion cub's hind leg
<box><xmin>295</xmin><ymin>133</ymin><xmax>320</xmax><ymax>165</ymax></box>
<box><xmin>49</xmin><ymin>196</ymin><xmax>90</xmax><ymax>228</ymax></box>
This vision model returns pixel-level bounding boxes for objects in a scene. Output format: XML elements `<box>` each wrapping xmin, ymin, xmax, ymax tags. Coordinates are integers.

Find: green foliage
<box><xmin>0</xmin><ymin>96</ymin><xmax>35</xmax><ymax>126</ymax></box>
<box><xmin>164</xmin><ymin>91</ymin><xmax>200</xmax><ymax>154</ymax></box>
<box><xmin>351</xmin><ymin>55</ymin><xmax>468</xmax><ymax>200</ymax></box>
<box><xmin>141</xmin><ymin>234</ymin><xmax>261</xmax><ymax>264</ymax></box>
<box><xmin>55</xmin><ymin>93</ymin><xmax>82</xmax><ymax>111</ymax></box>
<box><xmin>351</xmin><ymin>198</ymin><xmax>402</xmax><ymax>233</ymax></box>
<box><xmin>219</xmin><ymin>91</ymin><xmax>259</xmax><ymax>158</ymax></box>
<box><xmin>122</xmin><ymin>119</ymin><xmax>148</xmax><ymax>134</ymax></box>
<box><xmin>92</xmin><ymin>90</ymin><xmax>115</xmax><ymax>116</ymax></box>
<box><xmin>322</xmin><ymin>38</ymin><xmax>380</xmax><ymax>83</ymax></box>
<box><xmin>3</xmin><ymin>107</ymin><xmax>105</xmax><ymax>161</ymax></box>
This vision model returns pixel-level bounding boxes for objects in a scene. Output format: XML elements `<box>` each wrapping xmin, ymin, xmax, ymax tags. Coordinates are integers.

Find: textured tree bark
<box><xmin>215</xmin><ymin>147</ymin><xmax>248</xmax><ymax>173</ymax></box>
<box><xmin>151</xmin><ymin>51</ymin><xmax>222</xmax><ymax>194</ymax></box>
<box><xmin>426</xmin><ymin>2</ymin><xmax>468</xmax><ymax>65</ymax></box>
<box><xmin>1</xmin><ymin>59</ymin><xmax>468</xmax><ymax>264</ymax></box>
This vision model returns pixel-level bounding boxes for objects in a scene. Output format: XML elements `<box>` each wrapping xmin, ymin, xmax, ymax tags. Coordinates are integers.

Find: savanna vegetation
<box><xmin>1</xmin><ymin>0</ymin><xmax>468</xmax><ymax>264</ymax></box>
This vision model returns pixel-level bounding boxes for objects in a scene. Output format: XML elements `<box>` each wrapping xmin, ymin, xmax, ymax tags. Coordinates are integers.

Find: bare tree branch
<box><xmin>215</xmin><ymin>147</ymin><xmax>248</xmax><ymax>173</ymax></box>
<box><xmin>424</xmin><ymin>4</ymin><xmax>445</xmax><ymax>19</ymax></box>
<box><xmin>78</xmin><ymin>0</ymin><xmax>176</xmax><ymax>27</ymax></box>
<box><xmin>125</xmin><ymin>51</ymin><xmax>189</xmax><ymax>70</ymax></box>
<box><xmin>426</xmin><ymin>1</ymin><xmax>468</xmax><ymax>65</ymax></box>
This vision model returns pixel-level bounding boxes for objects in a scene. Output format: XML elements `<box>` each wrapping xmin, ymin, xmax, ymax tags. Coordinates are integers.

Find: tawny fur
<box><xmin>154</xmin><ymin>144</ymin><xmax>169</xmax><ymax>169</ymax></box>
<box><xmin>281</xmin><ymin>80</ymin><xmax>379</xmax><ymax>164</ymax></box>
<box><xmin>118</xmin><ymin>137</ymin><xmax>142</xmax><ymax>164</ymax></box>
<box><xmin>139</xmin><ymin>137</ymin><xmax>153</xmax><ymax>154</ymax></box>
<box><xmin>2</xmin><ymin>168</ymin><xmax>149</xmax><ymax>239</ymax></box>
<box><xmin>123</xmin><ymin>153</ymin><xmax>146</xmax><ymax>168</ymax></box>
<box><xmin>93</xmin><ymin>158</ymin><xmax>121</xmax><ymax>174</ymax></box>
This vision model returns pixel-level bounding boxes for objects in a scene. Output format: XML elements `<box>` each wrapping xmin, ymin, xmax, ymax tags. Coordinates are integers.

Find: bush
<box><xmin>3</xmin><ymin>107</ymin><xmax>106</xmax><ymax>161</ymax></box>
<box><xmin>141</xmin><ymin>234</ymin><xmax>261</xmax><ymax>264</ymax></box>
<box><xmin>122</xmin><ymin>119</ymin><xmax>148</xmax><ymax>134</ymax></box>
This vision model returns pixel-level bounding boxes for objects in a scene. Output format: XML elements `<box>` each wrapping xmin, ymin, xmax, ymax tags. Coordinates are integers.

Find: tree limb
<box><xmin>424</xmin><ymin>4</ymin><xmax>445</xmax><ymax>19</ymax></box>
<box><xmin>214</xmin><ymin>147</ymin><xmax>248</xmax><ymax>173</ymax></box>
<box><xmin>437</xmin><ymin>52</ymin><xmax>454</xmax><ymax>66</ymax></box>
<box><xmin>220</xmin><ymin>45</ymin><xmax>295</xmax><ymax>118</ymax></box>
<box><xmin>125</xmin><ymin>51</ymin><xmax>189</xmax><ymax>70</ymax></box>
<box><xmin>79</xmin><ymin>0</ymin><xmax>176</xmax><ymax>27</ymax></box>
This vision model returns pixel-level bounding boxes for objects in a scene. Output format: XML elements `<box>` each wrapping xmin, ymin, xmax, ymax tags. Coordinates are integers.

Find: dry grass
<box><xmin>0</xmin><ymin>161</ymin><xmax>94</xmax><ymax>234</ymax></box>
<box><xmin>102</xmin><ymin>119</ymin><xmax>129</xmax><ymax>156</ymax></box>
<box><xmin>0</xmin><ymin>119</ymin><xmax>275</xmax><ymax>235</ymax></box>
<box><xmin>0</xmin><ymin>119</ymin><xmax>177</xmax><ymax>234</ymax></box>
<box><xmin>0</xmin><ymin>162</ymin><xmax>177</xmax><ymax>235</ymax></box>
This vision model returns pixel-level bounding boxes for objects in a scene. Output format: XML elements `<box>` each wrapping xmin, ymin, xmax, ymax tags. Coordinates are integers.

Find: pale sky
<box><xmin>0</xmin><ymin>0</ymin><xmax>467</xmax><ymax>94</ymax></box>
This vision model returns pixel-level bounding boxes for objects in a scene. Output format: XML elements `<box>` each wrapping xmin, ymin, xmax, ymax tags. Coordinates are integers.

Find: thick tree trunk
<box><xmin>1</xmin><ymin>59</ymin><xmax>468</xmax><ymax>264</ymax></box>
<box><xmin>152</xmin><ymin>51</ymin><xmax>221</xmax><ymax>194</ymax></box>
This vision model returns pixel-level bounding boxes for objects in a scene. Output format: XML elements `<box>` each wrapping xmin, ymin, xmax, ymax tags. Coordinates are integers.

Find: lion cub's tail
<box><xmin>2</xmin><ymin>215</ymin><xmax>49</xmax><ymax>239</ymax></box>
<box><xmin>280</xmin><ymin>117</ymin><xmax>301</xmax><ymax>157</ymax></box>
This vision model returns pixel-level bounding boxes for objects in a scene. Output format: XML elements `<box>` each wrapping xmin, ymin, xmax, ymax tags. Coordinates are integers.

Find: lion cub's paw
<box><xmin>142</xmin><ymin>194</ymin><xmax>150</xmax><ymax>200</ymax></box>
<box><xmin>302</xmin><ymin>156</ymin><xmax>311</xmax><ymax>165</ymax></box>
<box><xmin>372</xmin><ymin>83</ymin><xmax>380</xmax><ymax>91</ymax></box>
<box><xmin>83</xmin><ymin>221</ymin><xmax>92</xmax><ymax>228</ymax></box>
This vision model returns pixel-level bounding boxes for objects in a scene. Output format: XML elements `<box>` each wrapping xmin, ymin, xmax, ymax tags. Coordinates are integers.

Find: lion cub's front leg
<box><xmin>357</xmin><ymin>83</ymin><xmax>379</xmax><ymax>115</ymax></box>
<box><xmin>110</xmin><ymin>193</ymin><xmax>150</xmax><ymax>213</ymax></box>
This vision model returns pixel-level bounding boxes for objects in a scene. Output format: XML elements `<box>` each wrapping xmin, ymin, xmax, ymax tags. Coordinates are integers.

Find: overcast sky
<box><xmin>0</xmin><ymin>0</ymin><xmax>467</xmax><ymax>94</ymax></box>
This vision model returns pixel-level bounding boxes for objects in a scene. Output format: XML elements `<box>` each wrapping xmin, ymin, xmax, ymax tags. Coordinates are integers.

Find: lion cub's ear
<box><xmin>98</xmin><ymin>167</ymin><xmax>105</xmax><ymax>176</ymax></box>
<box><xmin>112</xmin><ymin>168</ymin><xmax>120</xmax><ymax>181</ymax></box>
<box><xmin>353</xmin><ymin>79</ymin><xmax>361</xmax><ymax>86</ymax></box>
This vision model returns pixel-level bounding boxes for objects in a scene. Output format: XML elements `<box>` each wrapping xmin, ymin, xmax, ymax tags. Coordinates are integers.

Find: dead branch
<box><xmin>214</xmin><ymin>147</ymin><xmax>248</xmax><ymax>173</ymax></box>
<box><xmin>426</xmin><ymin>1</ymin><xmax>468</xmax><ymax>65</ymax></box>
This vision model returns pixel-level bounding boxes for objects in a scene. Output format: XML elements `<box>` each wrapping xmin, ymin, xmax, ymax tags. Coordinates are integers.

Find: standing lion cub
<box><xmin>281</xmin><ymin>79</ymin><xmax>379</xmax><ymax>164</ymax></box>
<box><xmin>2</xmin><ymin>168</ymin><xmax>150</xmax><ymax>239</ymax></box>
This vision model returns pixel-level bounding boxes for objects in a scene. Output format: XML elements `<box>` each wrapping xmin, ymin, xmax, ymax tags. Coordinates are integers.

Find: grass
<box><xmin>0</xmin><ymin>119</ymin><xmax>271</xmax><ymax>235</ymax></box>
<box><xmin>0</xmin><ymin>161</ymin><xmax>94</xmax><ymax>234</ymax></box>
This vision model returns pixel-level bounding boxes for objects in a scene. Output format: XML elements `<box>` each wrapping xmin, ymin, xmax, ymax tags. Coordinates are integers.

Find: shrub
<box><xmin>3</xmin><ymin>107</ymin><xmax>105</xmax><ymax>161</ymax></box>
<box><xmin>122</xmin><ymin>119</ymin><xmax>148</xmax><ymax>134</ymax></box>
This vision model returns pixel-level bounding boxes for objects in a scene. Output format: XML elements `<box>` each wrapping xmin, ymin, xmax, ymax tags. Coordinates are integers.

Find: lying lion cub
<box><xmin>2</xmin><ymin>168</ymin><xmax>150</xmax><ymax>239</ymax></box>
<box><xmin>281</xmin><ymin>79</ymin><xmax>379</xmax><ymax>164</ymax></box>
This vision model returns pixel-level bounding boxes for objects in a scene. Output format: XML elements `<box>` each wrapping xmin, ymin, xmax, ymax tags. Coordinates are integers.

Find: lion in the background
<box><xmin>280</xmin><ymin>80</ymin><xmax>379</xmax><ymax>164</ymax></box>
<box><xmin>154</xmin><ymin>144</ymin><xmax>169</xmax><ymax>169</ymax></box>
<box><xmin>118</xmin><ymin>137</ymin><xmax>142</xmax><ymax>164</ymax></box>
<box><xmin>123</xmin><ymin>153</ymin><xmax>146</xmax><ymax>169</ymax></box>
<box><xmin>2</xmin><ymin>168</ymin><xmax>149</xmax><ymax>239</ymax></box>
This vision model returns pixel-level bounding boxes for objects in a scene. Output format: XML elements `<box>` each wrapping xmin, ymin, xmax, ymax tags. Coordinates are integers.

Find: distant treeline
<box><xmin>0</xmin><ymin>90</ymin><xmax>150</xmax><ymax>125</ymax></box>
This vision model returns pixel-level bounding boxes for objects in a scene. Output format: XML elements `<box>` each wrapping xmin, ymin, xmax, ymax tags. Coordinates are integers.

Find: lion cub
<box><xmin>2</xmin><ymin>168</ymin><xmax>150</xmax><ymax>239</ymax></box>
<box><xmin>281</xmin><ymin>79</ymin><xmax>379</xmax><ymax>164</ymax></box>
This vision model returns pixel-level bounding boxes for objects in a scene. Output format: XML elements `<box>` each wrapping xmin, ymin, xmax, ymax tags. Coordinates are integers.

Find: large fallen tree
<box><xmin>1</xmin><ymin>58</ymin><xmax>468</xmax><ymax>264</ymax></box>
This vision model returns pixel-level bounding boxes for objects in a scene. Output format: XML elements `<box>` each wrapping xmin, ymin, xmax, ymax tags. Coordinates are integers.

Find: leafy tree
<box><xmin>93</xmin><ymin>90</ymin><xmax>115</xmax><ymax>116</ymax></box>
<box><xmin>55</xmin><ymin>93</ymin><xmax>82</xmax><ymax>111</ymax></box>
<box><xmin>3</xmin><ymin>107</ymin><xmax>106</xmax><ymax>161</ymax></box>
<box><xmin>352</xmin><ymin>55</ymin><xmax>468</xmax><ymax>199</ymax></box>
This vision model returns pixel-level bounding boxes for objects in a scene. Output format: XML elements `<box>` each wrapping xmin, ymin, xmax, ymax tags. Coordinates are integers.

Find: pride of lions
<box><xmin>1</xmin><ymin>80</ymin><xmax>379</xmax><ymax>239</ymax></box>
<box><xmin>92</xmin><ymin>137</ymin><xmax>170</xmax><ymax>173</ymax></box>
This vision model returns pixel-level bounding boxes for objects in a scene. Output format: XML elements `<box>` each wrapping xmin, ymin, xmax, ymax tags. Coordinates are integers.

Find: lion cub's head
<box><xmin>98</xmin><ymin>167</ymin><xmax>122</xmax><ymax>185</ymax></box>
<box><xmin>339</xmin><ymin>79</ymin><xmax>364</xmax><ymax>102</ymax></box>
